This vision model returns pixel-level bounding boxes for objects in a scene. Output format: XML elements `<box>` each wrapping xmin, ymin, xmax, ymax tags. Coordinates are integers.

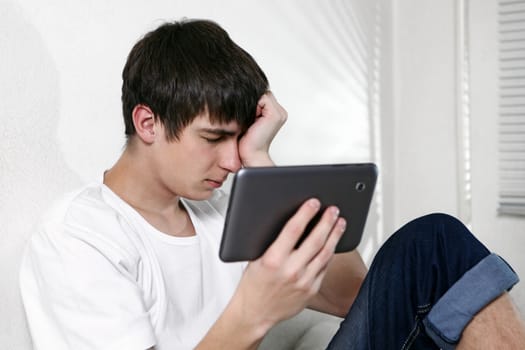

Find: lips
<box><xmin>206</xmin><ymin>178</ymin><xmax>226</xmax><ymax>188</ymax></box>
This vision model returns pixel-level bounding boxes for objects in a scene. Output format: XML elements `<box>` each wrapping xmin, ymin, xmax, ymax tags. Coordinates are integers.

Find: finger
<box><xmin>256</xmin><ymin>92</ymin><xmax>287</xmax><ymax>125</ymax></box>
<box><xmin>256</xmin><ymin>93</ymin><xmax>270</xmax><ymax>115</ymax></box>
<box><xmin>292</xmin><ymin>206</ymin><xmax>341</xmax><ymax>265</ymax></box>
<box><xmin>294</xmin><ymin>252</ymin><xmax>334</xmax><ymax>301</ymax></box>
<box><xmin>302</xmin><ymin>218</ymin><xmax>346</xmax><ymax>281</ymax></box>
<box><xmin>309</xmin><ymin>264</ymin><xmax>330</xmax><ymax>297</ymax></box>
<box><xmin>264</xmin><ymin>198</ymin><xmax>321</xmax><ymax>259</ymax></box>
<box><xmin>256</xmin><ymin>92</ymin><xmax>277</xmax><ymax>114</ymax></box>
<box><xmin>256</xmin><ymin>100</ymin><xmax>263</xmax><ymax>117</ymax></box>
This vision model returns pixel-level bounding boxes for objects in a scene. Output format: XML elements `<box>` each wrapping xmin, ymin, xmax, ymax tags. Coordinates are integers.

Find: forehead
<box><xmin>189</xmin><ymin>113</ymin><xmax>242</xmax><ymax>133</ymax></box>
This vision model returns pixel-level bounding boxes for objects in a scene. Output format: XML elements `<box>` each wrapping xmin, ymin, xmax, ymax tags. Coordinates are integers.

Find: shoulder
<box><xmin>28</xmin><ymin>183</ymin><xmax>141</xmax><ymax>265</ymax></box>
<box><xmin>20</xmin><ymin>184</ymin><xmax>157</xmax><ymax>350</ymax></box>
<box><xmin>38</xmin><ymin>183</ymin><xmax>123</xmax><ymax>236</ymax></box>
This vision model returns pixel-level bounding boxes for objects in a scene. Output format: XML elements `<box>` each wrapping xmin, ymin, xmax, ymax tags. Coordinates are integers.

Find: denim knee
<box><xmin>387</xmin><ymin>213</ymin><xmax>491</xmax><ymax>268</ymax></box>
<box><xmin>367</xmin><ymin>213</ymin><xmax>493</xmax><ymax>346</ymax></box>
<box><xmin>327</xmin><ymin>213</ymin><xmax>519</xmax><ymax>350</ymax></box>
<box><xmin>384</xmin><ymin>213</ymin><xmax>518</xmax><ymax>348</ymax></box>
<box><xmin>393</xmin><ymin>213</ymin><xmax>475</xmax><ymax>245</ymax></box>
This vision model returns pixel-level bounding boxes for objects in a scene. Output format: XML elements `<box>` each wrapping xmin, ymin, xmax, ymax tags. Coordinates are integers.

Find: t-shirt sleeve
<box><xmin>20</xmin><ymin>223</ymin><xmax>156</xmax><ymax>350</ymax></box>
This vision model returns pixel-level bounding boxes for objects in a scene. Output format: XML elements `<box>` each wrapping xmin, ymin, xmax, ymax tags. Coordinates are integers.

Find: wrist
<box><xmin>241</xmin><ymin>151</ymin><xmax>274</xmax><ymax>167</ymax></box>
<box><xmin>230</xmin><ymin>293</ymin><xmax>274</xmax><ymax>342</ymax></box>
<box><xmin>197</xmin><ymin>292</ymin><xmax>271</xmax><ymax>349</ymax></box>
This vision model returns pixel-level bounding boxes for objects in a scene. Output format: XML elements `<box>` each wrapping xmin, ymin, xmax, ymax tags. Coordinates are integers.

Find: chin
<box><xmin>184</xmin><ymin>189</ymin><xmax>215</xmax><ymax>201</ymax></box>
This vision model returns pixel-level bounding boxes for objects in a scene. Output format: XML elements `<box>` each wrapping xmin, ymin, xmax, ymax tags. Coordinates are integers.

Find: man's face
<box><xmin>151</xmin><ymin>113</ymin><xmax>243</xmax><ymax>200</ymax></box>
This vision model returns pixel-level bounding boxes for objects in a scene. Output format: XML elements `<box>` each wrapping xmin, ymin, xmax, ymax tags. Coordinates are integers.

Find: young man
<box><xmin>20</xmin><ymin>19</ymin><xmax>525</xmax><ymax>350</ymax></box>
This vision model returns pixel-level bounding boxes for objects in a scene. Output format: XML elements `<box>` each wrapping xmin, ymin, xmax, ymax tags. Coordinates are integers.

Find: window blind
<box><xmin>498</xmin><ymin>0</ymin><xmax>525</xmax><ymax>216</ymax></box>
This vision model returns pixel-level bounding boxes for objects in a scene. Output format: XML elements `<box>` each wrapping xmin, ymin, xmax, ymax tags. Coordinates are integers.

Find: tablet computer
<box><xmin>219</xmin><ymin>163</ymin><xmax>377</xmax><ymax>262</ymax></box>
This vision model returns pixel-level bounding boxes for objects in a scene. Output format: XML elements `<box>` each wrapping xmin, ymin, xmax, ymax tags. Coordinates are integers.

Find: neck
<box><xmin>104</xmin><ymin>148</ymin><xmax>193</xmax><ymax>237</ymax></box>
<box><xmin>105</xmin><ymin>148</ymin><xmax>177</xmax><ymax>207</ymax></box>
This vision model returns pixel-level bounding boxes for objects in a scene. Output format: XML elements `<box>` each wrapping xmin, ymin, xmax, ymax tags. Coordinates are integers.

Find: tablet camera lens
<box><xmin>355</xmin><ymin>182</ymin><xmax>366</xmax><ymax>192</ymax></box>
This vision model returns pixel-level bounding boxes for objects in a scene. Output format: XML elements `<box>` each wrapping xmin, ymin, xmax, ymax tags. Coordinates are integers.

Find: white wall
<box><xmin>468</xmin><ymin>0</ymin><xmax>525</xmax><ymax>313</ymax></box>
<box><xmin>390</xmin><ymin>0</ymin><xmax>460</xmax><ymax>228</ymax></box>
<box><xmin>388</xmin><ymin>0</ymin><xmax>525</xmax><ymax>313</ymax></box>
<box><xmin>1</xmin><ymin>1</ymin><xmax>377</xmax><ymax>348</ymax></box>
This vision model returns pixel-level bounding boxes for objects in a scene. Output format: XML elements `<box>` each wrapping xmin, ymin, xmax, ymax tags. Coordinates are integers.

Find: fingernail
<box><xmin>309</xmin><ymin>198</ymin><xmax>321</xmax><ymax>209</ymax></box>
<box><xmin>339</xmin><ymin>218</ymin><xmax>347</xmax><ymax>232</ymax></box>
<box><xmin>331</xmin><ymin>207</ymin><xmax>340</xmax><ymax>217</ymax></box>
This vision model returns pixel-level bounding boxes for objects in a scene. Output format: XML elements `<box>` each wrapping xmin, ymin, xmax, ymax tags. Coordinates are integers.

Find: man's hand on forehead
<box><xmin>238</xmin><ymin>92</ymin><xmax>287</xmax><ymax>167</ymax></box>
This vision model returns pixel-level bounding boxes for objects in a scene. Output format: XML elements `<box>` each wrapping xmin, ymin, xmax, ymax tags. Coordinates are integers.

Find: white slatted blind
<box><xmin>498</xmin><ymin>0</ymin><xmax>525</xmax><ymax>215</ymax></box>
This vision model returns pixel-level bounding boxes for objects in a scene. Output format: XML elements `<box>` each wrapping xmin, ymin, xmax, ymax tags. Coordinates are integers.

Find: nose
<box><xmin>219</xmin><ymin>140</ymin><xmax>242</xmax><ymax>173</ymax></box>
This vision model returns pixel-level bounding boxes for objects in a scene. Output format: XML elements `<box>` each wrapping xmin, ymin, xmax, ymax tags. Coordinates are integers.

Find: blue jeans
<box><xmin>326</xmin><ymin>213</ymin><xmax>519</xmax><ymax>350</ymax></box>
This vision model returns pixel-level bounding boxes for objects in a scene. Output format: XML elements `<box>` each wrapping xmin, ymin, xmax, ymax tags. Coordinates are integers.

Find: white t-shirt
<box><xmin>20</xmin><ymin>183</ymin><xmax>246</xmax><ymax>350</ymax></box>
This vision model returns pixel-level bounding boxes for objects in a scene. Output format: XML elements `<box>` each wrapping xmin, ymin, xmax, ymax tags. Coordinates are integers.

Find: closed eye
<box><xmin>199</xmin><ymin>127</ymin><xmax>239</xmax><ymax>144</ymax></box>
<box><xmin>202</xmin><ymin>136</ymin><xmax>224</xmax><ymax>144</ymax></box>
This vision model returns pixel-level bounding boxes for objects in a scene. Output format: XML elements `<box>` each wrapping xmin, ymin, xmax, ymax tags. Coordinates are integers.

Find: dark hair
<box><xmin>121</xmin><ymin>19</ymin><xmax>269</xmax><ymax>141</ymax></box>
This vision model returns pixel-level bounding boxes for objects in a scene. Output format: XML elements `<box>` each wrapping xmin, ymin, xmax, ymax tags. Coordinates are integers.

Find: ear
<box><xmin>132</xmin><ymin>104</ymin><xmax>157</xmax><ymax>144</ymax></box>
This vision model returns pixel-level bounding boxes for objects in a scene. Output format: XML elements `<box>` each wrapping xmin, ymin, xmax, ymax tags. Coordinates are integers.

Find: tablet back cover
<box><xmin>220</xmin><ymin>163</ymin><xmax>377</xmax><ymax>262</ymax></box>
